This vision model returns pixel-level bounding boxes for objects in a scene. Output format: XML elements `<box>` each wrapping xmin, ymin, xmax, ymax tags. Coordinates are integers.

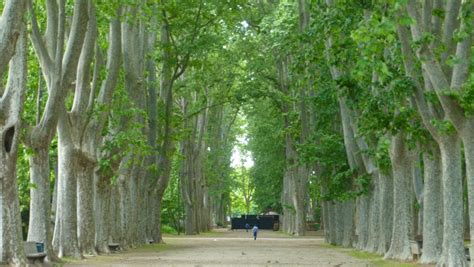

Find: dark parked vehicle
<box><xmin>231</xmin><ymin>214</ymin><xmax>279</xmax><ymax>230</ymax></box>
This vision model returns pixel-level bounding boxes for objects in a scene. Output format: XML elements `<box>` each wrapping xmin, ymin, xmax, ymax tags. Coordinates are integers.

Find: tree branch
<box><xmin>396</xmin><ymin>22</ymin><xmax>440</xmax><ymax>138</ymax></box>
<box><xmin>0</xmin><ymin>0</ymin><xmax>27</xmax><ymax>77</ymax></box>
<box><xmin>61</xmin><ymin>0</ymin><xmax>89</xmax><ymax>86</ymax></box>
<box><xmin>450</xmin><ymin>3</ymin><xmax>473</xmax><ymax>92</ymax></box>
<box><xmin>87</xmin><ymin>42</ymin><xmax>102</xmax><ymax>112</ymax></box>
<box><xmin>441</xmin><ymin>0</ymin><xmax>462</xmax><ymax>70</ymax></box>
<box><xmin>406</xmin><ymin>1</ymin><xmax>466</xmax><ymax>129</ymax></box>
<box><xmin>422</xmin><ymin>0</ymin><xmax>433</xmax><ymax>33</ymax></box>
<box><xmin>72</xmin><ymin>1</ymin><xmax>97</xmax><ymax>114</ymax></box>
<box><xmin>28</xmin><ymin>0</ymin><xmax>53</xmax><ymax>78</ymax></box>
<box><xmin>45</xmin><ymin>0</ymin><xmax>58</xmax><ymax>58</ymax></box>
<box><xmin>94</xmin><ymin>11</ymin><xmax>123</xmax><ymax>137</ymax></box>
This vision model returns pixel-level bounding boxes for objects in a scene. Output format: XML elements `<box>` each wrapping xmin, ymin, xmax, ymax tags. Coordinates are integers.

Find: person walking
<box><xmin>252</xmin><ymin>225</ymin><xmax>259</xmax><ymax>240</ymax></box>
<box><xmin>245</xmin><ymin>223</ymin><xmax>250</xmax><ymax>232</ymax></box>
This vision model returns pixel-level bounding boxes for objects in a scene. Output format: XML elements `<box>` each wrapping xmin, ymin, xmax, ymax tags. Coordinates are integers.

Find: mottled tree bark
<box><xmin>366</xmin><ymin>172</ymin><xmax>380</xmax><ymax>253</ymax></box>
<box><xmin>54</xmin><ymin>127</ymin><xmax>81</xmax><ymax>258</ymax></box>
<box><xmin>94</xmin><ymin>174</ymin><xmax>111</xmax><ymax>254</ymax></box>
<box><xmin>402</xmin><ymin>3</ymin><xmax>473</xmax><ymax>264</ymax></box>
<box><xmin>321</xmin><ymin>180</ymin><xmax>331</xmax><ymax>243</ymax></box>
<box><xmin>28</xmin><ymin>0</ymin><xmax>89</xmax><ymax>260</ymax></box>
<box><xmin>0</xmin><ymin>14</ymin><xmax>27</xmax><ymax>265</ymax></box>
<box><xmin>420</xmin><ymin>144</ymin><xmax>443</xmax><ymax>264</ymax></box>
<box><xmin>117</xmin><ymin>157</ymin><xmax>132</xmax><ymax>248</ymax></box>
<box><xmin>461</xmin><ymin>123</ymin><xmax>474</xmax><ymax>262</ymax></box>
<box><xmin>77</xmin><ymin>158</ymin><xmax>96</xmax><ymax>255</ymax></box>
<box><xmin>376</xmin><ymin>172</ymin><xmax>393</xmax><ymax>255</ymax></box>
<box><xmin>437</xmin><ymin>135</ymin><xmax>466</xmax><ymax>266</ymax></box>
<box><xmin>334</xmin><ymin>202</ymin><xmax>344</xmax><ymax>245</ymax></box>
<box><xmin>384</xmin><ymin>133</ymin><xmax>413</xmax><ymax>261</ymax></box>
<box><xmin>356</xmin><ymin>196</ymin><xmax>370</xmax><ymax>250</ymax></box>
<box><xmin>27</xmin><ymin>147</ymin><xmax>54</xmax><ymax>257</ymax></box>
<box><xmin>341</xmin><ymin>200</ymin><xmax>355</xmax><ymax>248</ymax></box>
<box><xmin>328</xmin><ymin>201</ymin><xmax>337</xmax><ymax>245</ymax></box>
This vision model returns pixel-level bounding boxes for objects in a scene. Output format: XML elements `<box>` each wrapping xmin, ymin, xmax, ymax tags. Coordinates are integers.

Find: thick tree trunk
<box><xmin>0</xmin><ymin>128</ymin><xmax>26</xmax><ymax>266</ymax></box>
<box><xmin>341</xmin><ymin>200</ymin><xmax>355</xmax><ymax>248</ymax></box>
<box><xmin>54</xmin><ymin>127</ymin><xmax>81</xmax><ymax>258</ymax></box>
<box><xmin>27</xmin><ymin>146</ymin><xmax>58</xmax><ymax>261</ymax></box>
<box><xmin>328</xmin><ymin>201</ymin><xmax>337</xmax><ymax>245</ymax></box>
<box><xmin>0</xmin><ymin>113</ymin><xmax>25</xmax><ymax>266</ymax></box>
<box><xmin>27</xmin><ymin>148</ymin><xmax>50</xmax><ymax>242</ymax></box>
<box><xmin>281</xmin><ymin>170</ymin><xmax>292</xmax><ymax>234</ymax></box>
<box><xmin>138</xmin><ymin>170</ymin><xmax>148</xmax><ymax>244</ymax></box>
<box><xmin>306</xmin><ymin>193</ymin><xmax>316</xmax><ymax>222</ymax></box>
<box><xmin>178</xmin><ymin>97</ymin><xmax>202</xmax><ymax>236</ymax></box>
<box><xmin>201</xmin><ymin>186</ymin><xmax>211</xmax><ymax>232</ymax></box>
<box><xmin>0</xmin><ymin>147</ymin><xmax>25</xmax><ymax>266</ymax></box>
<box><xmin>110</xmin><ymin>186</ymin><xmax>120</xmax><ymax>243</ymax></box>
<box><xmin>94</xmin><ymin>175</ymin><xmax>111</xmax><ymax>254</ymax></box>
<box><xmin>334</xmin><ymin>202</ymin><xmax>344</xmax><ymax>245</ymax></box>
<box><xmin>356</xmin><ymin>195</ymin><xmax>370</xmax><ymax>250</ymax></box>
<box><xmin>118</xmin><ymin>161</ymin><xmax>131</xmax><ymax>248</ymax></box>
<box><xmin>213</xmin><ymin>194</ymin><xmax>226</xmax><ymax>227</ymax></box>
<box><xmin>181</xmin><ymin>140</ymin><xmax>197</xmax><ymax>235</ymax></box>
<box><xmin>322</xmin><ymin>202</ymin><xmax>328</xmax><ymax>237</ymax></box>
<box><xmin>128</xmin><ymin>166</ymin><xmax>139</xmax><ymax>246</ymax></box>
<box><xmin>420</xmin><ymin>145</ymin><xmax>443</xmax><ymax>264</ymax></box>
<box><xmin>147</xmin><ymin>189</ymin><xmax>157</xmax><ymax>240</ymax></box>
<box><xmin>461</xmin><ymin>122</ymin><xmax>474</xmax><ymax>262</ymax></box>
<box><xmin>366</xmin><ymin>172</ymin><xmax>380</xmax><ymax>253</ymax></box>
<box><xmin>384</xmin><ymin>133</ymin><xmax>413</xmax><ymax>261</ymax></box>
<box><xmin>376</xmin><ymin>172</ymin><xmax>393</xmax><ymax>254</ymax></box>
<box><xmin>77</xmin><ymin>158</ymin><xmax>96</xmax><ymax>255</ymax></box>
<box><xmin>437</xmin><ymin>135</ymin><xmax>466</xmax><ymax>266</ymax></box>
<box><xmin>285</xmin><ymin>145</ymin><xmax>295</xmax><ymax>230</ymax></box>
<box><xmin>52</xmin><ymin>160</ymin><xmax>59</xmax><ymax>223</ymax></box>
<box><xmin>293</xmin><ymin>166</ymin><xmax>307</xmax><ymax>236</ymax></box>
<box><xmin>0</xmin><ymin>12</ymin><xmax>27</xmax><ymax>265</ymax></box>
<box><xmin>295</xmin><ymin>0</ymin><xmax>310</xmax><ymax>237</ymax></box>
<box><xmin>321</xmin><ymin>180</ymin><xmax>331</xmax><ymax>243</ymax></box>
<box><xmin>194</xmin><ymin>160</ymin><xmax>202</xmax><ymax>233</ymax></box>
<box><xmin>412</xmin><ymin>159</ymin><xmax>424</xmax><ymax>238</ymax></box>
<box><xmin>153</xmin><ymin>196</ymin><xmax>164</xmax><ymax>243</ymax></box>
<box><xmin>184</xmin><ymin>202</ymin><xmax>196</xmax><ymax>235</ymax></box>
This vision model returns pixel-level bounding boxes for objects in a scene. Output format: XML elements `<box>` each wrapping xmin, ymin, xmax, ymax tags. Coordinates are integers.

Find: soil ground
<box><xmin>63</xmin><ymin>229</ymin><xmax>373</xmax><ymax>267</ymax></box>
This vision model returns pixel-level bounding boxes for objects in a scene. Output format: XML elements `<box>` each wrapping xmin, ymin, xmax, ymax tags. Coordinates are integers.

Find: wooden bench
<box><xmin>465</xmin><ymin>247</ymin><xmax>471</xmax><ymax>261</ymax></box>
<box><xmin>24</xmin><ymin>242</ymin><xmax>46</xmax><ymax>264</ymax></box>
<box><xmin>410</xmin><ymin>240</ymin><xmax>422</xmax><ymax>260</ymax></box>
<box><xmin>108</xmin><ymin>243</ymin><xmax>120</xmax><ymax>252</ymax></box>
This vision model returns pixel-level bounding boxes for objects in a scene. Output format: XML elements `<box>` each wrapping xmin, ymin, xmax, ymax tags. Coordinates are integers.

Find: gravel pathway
<box><xmin>65</xmin><ymin>230</ymin><xmax>370</xmax><ymax>267</ymax></box>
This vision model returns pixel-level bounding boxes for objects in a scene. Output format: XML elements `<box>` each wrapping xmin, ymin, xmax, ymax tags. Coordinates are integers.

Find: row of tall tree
<box><xmin>0</xmin><ymin>0</ymin><xmax>247</xmax><ymax>265</ymax></box>
<box><xmin>3</xmin><ymin>0</ymin><xmax>474</xmax><ymax>266</ymax></box>
<box><xmin>241</xmin><ymin>1</ymin><xmax>474</xmax><ymax>266</ymax></box>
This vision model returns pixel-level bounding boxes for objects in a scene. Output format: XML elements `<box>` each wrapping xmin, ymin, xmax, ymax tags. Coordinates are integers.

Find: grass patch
<box><xmin>348</xmin><ymin>250</ymin><xmax>419</xmax><ymax>266</ymax></box>
<box><xmin>52</xmin><ymin>257</ymin><xmax>77</xmax><ymax>266</ymax></box>
<box><xmin>161</xmin><ymin>224</ymin><xmax>178</xmax><ymax>235</ymax></box>
<box><xmin>321</xmin><ymin>244</ymin><xmax>423</xmax><ymax>267</ymax></box>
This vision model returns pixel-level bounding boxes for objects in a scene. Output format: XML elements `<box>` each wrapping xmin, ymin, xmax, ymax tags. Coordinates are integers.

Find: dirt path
<box><xmin>65</xmin><ymin>230</ymin><xmax>370</xmax><ymax>266</ymax></box>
